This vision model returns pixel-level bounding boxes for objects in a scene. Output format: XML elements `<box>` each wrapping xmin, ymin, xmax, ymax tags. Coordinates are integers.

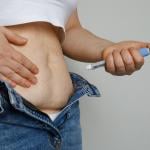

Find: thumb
<box><xmin>2</xmin><ymin>27</ymin><xmax>28</xmax><ymax>45</ymax></box>
<box><xmin>135</xmin><ymin>41</ymin><xmax>150</xmax><ymax>49</ymax></box>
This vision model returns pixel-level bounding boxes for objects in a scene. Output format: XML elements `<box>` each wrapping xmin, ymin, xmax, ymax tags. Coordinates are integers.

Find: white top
<box><xmin>0</xmin><ymin>0</ymin><xmax>77</xmax><ymax>42</ymax></box>
<box><xmin>48</xmin><ymin>111</ymin><xmax>61</xmax><ymax>121</ymax></box>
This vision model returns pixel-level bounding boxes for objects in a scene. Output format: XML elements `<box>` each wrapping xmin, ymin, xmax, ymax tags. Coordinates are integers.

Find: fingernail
<box><xmin>32</xmin><ymin>78</ymin><xmax>37</xmax><ymax>84</ymax></box>
<box><xmin>25</xmin><ymin>82</ymin><xmax>31</xmax><ymax>87</ymax></box>
<box><xmin>34</xmin><ymin>68</ymin><xmax>39</xmax><ymax>74</ymax></box>
<box><xmin>11</xmin><ymin>83</ymin><xmax>16</xmax><ymax>88</ymax></box>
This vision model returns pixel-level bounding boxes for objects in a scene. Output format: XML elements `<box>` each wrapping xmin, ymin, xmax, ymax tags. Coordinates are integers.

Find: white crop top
<box><xmin>0</xmin><ymin>0</ymin><xmax>77</xmax><ymax>42</ymax></box>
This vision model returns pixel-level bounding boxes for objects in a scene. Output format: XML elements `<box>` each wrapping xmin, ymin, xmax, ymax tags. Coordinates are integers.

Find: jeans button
<box><xmin>66</xmin><ymin>107</ymin><xmax>71</xmax><ymax>119</ymax></box>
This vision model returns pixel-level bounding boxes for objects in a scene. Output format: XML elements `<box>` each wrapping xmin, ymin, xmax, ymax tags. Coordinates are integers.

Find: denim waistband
<box><xmin>0</xmin><ymin>72</ymin><xmax>101</xmax><ymax>120</ymax></box>
<box><xmin>0</xmin><ymin>72</ymin><xmax>101</xmax><ymax>111</ymax></box>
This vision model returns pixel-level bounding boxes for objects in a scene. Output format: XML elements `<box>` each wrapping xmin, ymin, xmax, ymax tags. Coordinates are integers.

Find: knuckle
<box><xmin>127</xmin><ymin>72</ymin><xmax>133</xmax><ymax>75</ymax></box>
<box><xmin>106</xmin><ymin>66</ymin><xmax>115</xmax><ymax>73</ymax></box>
<box><xmin>122</xmin><ymin>48</ymin><xmax>126</xmax><ymax>52</ymax></box>
<box><xmin>127</xmin><ymin>67</ymin><xmax>135</xmax><ymax>72</ymax></box>
<box><xmin>22</xmin><ymin>80</ymin><xmax>29</xmax><ymax>86</ymax></box>
<box><xmin>105</xmin><ymin>54</ymin><xmax>112</xmax><ymax>62</ymax></box>
<box><xmin>117</xmin><ymin>71</ymin><xmax>125</xmax><ymax>75</ymax></box>
<box><xmin>117</xmin><ymin>69</ymin><xmax>126</xmax><ymax>74</ymax></box>
<box><xmin>15</xmin><ymin>65</ymin><xmax>22</xmax><ymax>73</ymax></box>
<box><xmin>7</xmin><ymin>71</ymin><xmax>14</xmax><ymax>78</ymax></box>
<box><xmin>20</xmin><ymin>57</ymin><xmax>26</xmax><ymax>64</ymax></box>
<box><xmin>136</xmin><ymin>57</ymin><xmax>144</xmax><ymax>65</ymax></box>
<box><xmin>15</xmin><ymin>54</ymin><xmax>22</xmax><ymax>62</ymax></box>
<box><xmin>128</xmin><ymin>47</ymin><xmax>135</xmax><ymax>52</ymax></box>
<box><xmin>116</xmin><ymin>73</ymin><xmax>124</xmax><ymax>76</ymax></box>
<box><xmin>20</xmin><ymin>79</ymin><xmax>26</xmax><ymax>85</ymax></box>
<box><xmin>112</xmin><ymin>50</ymin><xmax>116</xmax><ymax>55</ymax></box>
<box><xmin>103</xmin><ymin>48</ymin><xmax>113</xmax><ymax>59</ymax></box>
<box><xmin>102</xmin><ymin>49</ymin><xmax>109</xmax><ymax>59</ymax></box>
<box><xmin>117</xmin><ymin>66</ymin><xmax>125</xmax><ymax>71</ymax></box>
<box><xmin>125</xmin><ymin>60</ymin><xmax>133</xmax><ymax>66</ymax></box>
<box><xmin>106</xmin><ymin>70</ymin><xmax>115</xmax><ymax>75</ymax></box>
<box><xmin>16</xmin><ymin>78</ymin><xmax>25</xmax><ymax>85</ymax></box>
<box><xmin>135</xmin><ymin>65</ymin><xmax>142</xmax><ymax>70</ymax></box>
<box><xmin>121</xmin><ymin>49</ymin><xmax>126</xmax><ymax>54</ymax></box>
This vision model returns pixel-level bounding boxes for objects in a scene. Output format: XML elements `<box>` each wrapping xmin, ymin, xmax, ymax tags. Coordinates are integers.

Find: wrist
<box><xmin>96</xmin><ymin>39</ymin><xmax>116</xmax><ymax>62</ymax></box>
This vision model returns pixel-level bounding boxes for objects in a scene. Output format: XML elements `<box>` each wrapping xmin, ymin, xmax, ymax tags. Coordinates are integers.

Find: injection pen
<box><xmin>86</xmin><ymin>48</ymin><xmax>150</xmax><ymax>70</ymax></box>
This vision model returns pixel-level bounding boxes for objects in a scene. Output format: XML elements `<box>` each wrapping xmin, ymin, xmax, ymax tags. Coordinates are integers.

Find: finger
<box><xmin>112</xmin><ymin>50</ymin><xmax>126</xmax><ymax>75</ymax></box>
<box><xmin>3</xmin><ymin>58</ymin><xmax>37</xmax><ymax>84</ymax></box>
<box><xmin>10</xmin><ymin>48</ymin><xmax>39</xmax><ymax>74</ymax></box>
<box><xmin>0</xmin><ymin>66</ymin><xmax>31</xmax><ymax>88</ymax></box>
<box><xmin>105</xmin><ymin>53</ymin><xmax>116</xmax><ymax>74</ymax></box>
<box><xmin>120</xmin><ymin>49</ymin><xmax>135</xmax><ymax>75</ymax></box>
<box><xmin>102</xmin><ymin>48</ymin><xmax>114</xmax><ymax>60</ymax></box>
<box><xmin>130</xmin><ymin>41</ymin><xmax>150</xmax><ymax>49</ymax></box>
<box><xmin>2</xmin><ymin>27</ymin><xmax>27</xmax><ymax>45</ymax></box>
<box><xmin>147</xmin><ymin>43</ymin><xmax>150</xmax><ymax>48</ymax></box>
<box><xmin>128</xmin><ymin>47</ymin><xmax>144</xmax><ymax>70</ymax></box>
<box><xmin>0</xmin><ymin>73</ymin><xmax>16</xmax><ymax>87</ymax></box>
<box><xmin>139</xmin><ymin>42</ymin><xmax>150</xmax><ymax>49</ymax></box>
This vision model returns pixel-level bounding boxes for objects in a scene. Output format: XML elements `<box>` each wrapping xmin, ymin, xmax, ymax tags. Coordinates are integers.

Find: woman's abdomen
<box><xmin>6</xmin><ymin>22</ymin><xmax>74</xmax><ymax>114</ymax></box>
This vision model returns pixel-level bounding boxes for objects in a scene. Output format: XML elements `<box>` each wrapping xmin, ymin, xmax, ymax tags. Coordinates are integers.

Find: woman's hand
<box><xmin>102</xmin><ymin>41</ymin><xmax>150</xmax><ymax>76</ymax></box>
<box><xmin>0</xmin><ymin>26</ymin><xmax>39</xmax><ymax>88</ymax></box>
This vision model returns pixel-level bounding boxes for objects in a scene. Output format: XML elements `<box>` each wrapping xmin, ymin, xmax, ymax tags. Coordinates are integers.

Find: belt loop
<box><xmin>66</xmin><ymin>106</ymin><xmax>71</xmax><ymax>119</ymax></box>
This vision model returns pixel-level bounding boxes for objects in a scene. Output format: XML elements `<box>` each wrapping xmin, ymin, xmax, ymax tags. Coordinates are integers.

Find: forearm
<box><xmin>62</xmin><ymin>27</ymin><xmax>115</xmax><ymax>63</ymax></box>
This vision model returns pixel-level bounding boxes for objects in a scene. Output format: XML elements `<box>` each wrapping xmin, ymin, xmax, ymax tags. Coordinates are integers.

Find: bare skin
<box><xmin>3</xmin><ymin>22</ymin><xmax>74</xmax><ymax>114</ymax></box>
<box><xmin>0</xmin><ymin>9</ymin><xmax>150</xmax><ymax>115</ymax></box>
<box><xmin>62</xmin><ymin>9</ymin><xmax>150</xmax><ymax>75</ymax></box>
<box><xmin>0</xmin><ymin>26</ymin><xmax>39</xmax><ymax>87</ymax></box>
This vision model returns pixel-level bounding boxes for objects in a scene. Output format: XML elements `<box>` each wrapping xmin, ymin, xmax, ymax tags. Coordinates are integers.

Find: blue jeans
<box><xmin>0</xmin><ymin>72</ymin><xmax>101</xmax><ymax>150</ymax></box>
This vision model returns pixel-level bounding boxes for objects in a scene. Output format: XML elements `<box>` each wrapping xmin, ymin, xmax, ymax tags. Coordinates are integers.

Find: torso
<box><xmin>6</xmin><ymin>22</ymin><xmax>74</xmax><ymax>114</ymax></box>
